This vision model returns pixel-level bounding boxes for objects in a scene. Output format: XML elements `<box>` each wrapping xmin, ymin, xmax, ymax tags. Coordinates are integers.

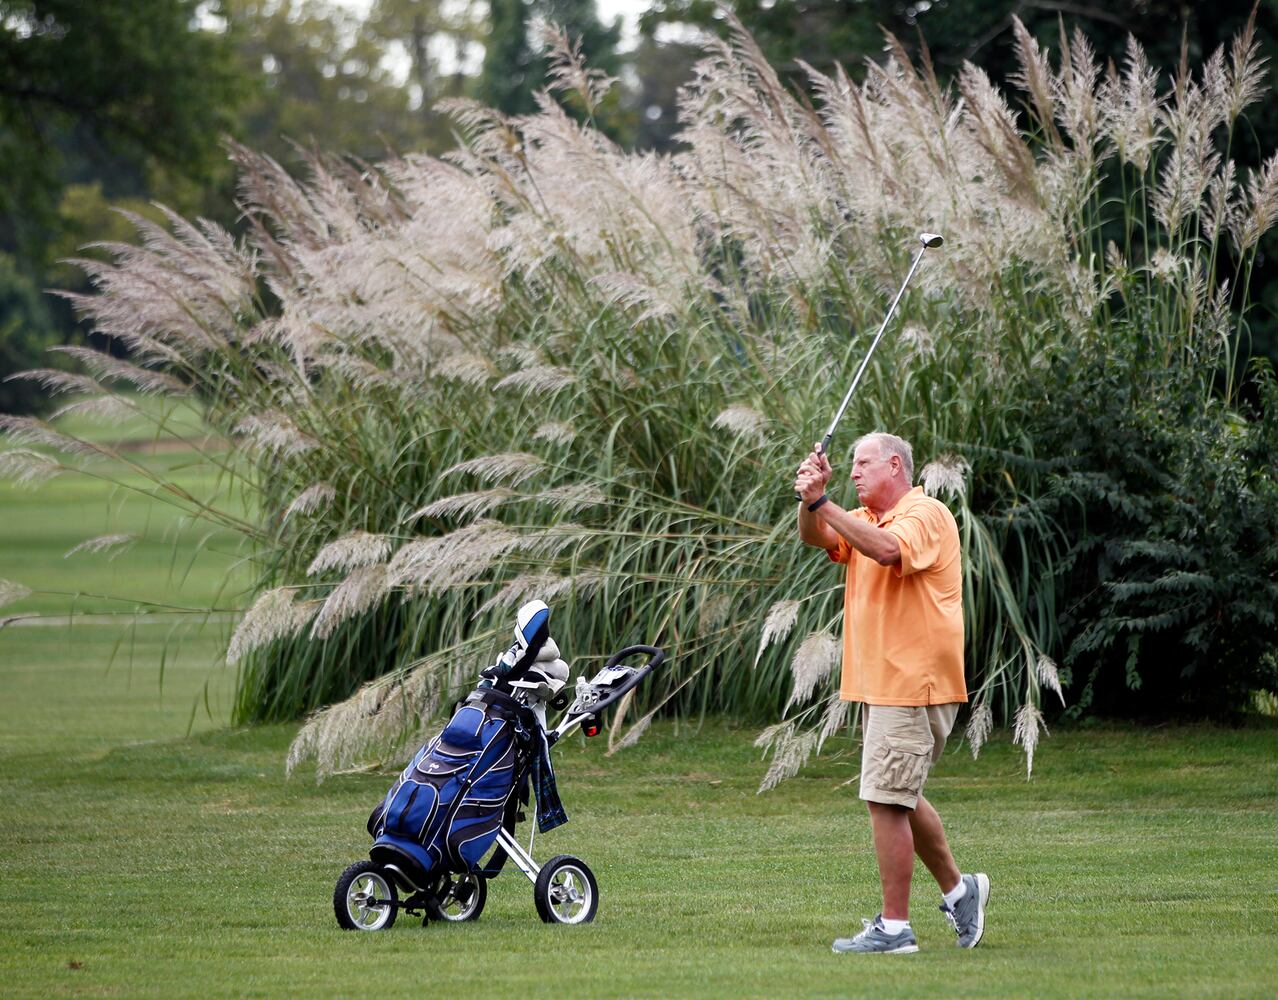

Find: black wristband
<box><xmin>806</xmin><ymin>494</ymin><xmax>829</xmax><ymax>513</ymax></box>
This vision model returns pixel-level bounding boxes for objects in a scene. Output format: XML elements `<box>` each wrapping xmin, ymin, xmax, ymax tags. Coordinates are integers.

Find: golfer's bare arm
<box><xmin>807</xmin><ymin>501</ymin><xmax>901</xmax><ymax>566</ymax></box>
<box><xmin>794</xmin><ymin>448</ymin><xmax>901</xmax><ymax>565</ymax></box>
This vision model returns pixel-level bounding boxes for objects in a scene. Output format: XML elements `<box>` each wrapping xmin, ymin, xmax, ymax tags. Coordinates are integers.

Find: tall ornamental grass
<box><xmin>3</xmin><ymin>18</ymin><xmax>1275</xmax><ymax>784</ymax></box>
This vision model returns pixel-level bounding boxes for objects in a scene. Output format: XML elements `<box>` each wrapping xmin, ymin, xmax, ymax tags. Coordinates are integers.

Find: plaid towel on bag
<box><xmin>531</xmin><ymin>728</ymin><xmax>568</xmax><ymax>832</ymax></box>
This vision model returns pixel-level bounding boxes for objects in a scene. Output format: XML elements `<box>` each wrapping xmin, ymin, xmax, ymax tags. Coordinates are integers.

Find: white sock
<box><xmin>880</xmin><ymin>917</ymin><xmax>911</xmax><ymax>935</ymax></box>
<box><xmin>942</xmin><ymin>879</ymin><xmax>967</xmax><ymax>908</ymax></box>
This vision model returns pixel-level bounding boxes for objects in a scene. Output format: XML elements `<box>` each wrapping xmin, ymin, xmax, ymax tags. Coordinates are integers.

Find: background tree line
<box><xmin>3</xmin><ymin>0</ymin><xmax>1276</xmax><ymax>411</ymax></box>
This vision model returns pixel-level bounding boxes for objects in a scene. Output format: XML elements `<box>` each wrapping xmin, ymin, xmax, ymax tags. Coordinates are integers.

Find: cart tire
<box><xmin>533</xmin><ymin>854</ymin><xmax>598</xmax><ymax>924</ymax></box>
<box><xmin>334</xmin><ymin>860</ymin><xmax>398</xmax><ymax>931</ymax></box>
<box><xmin>425</xmin><ymin>873</ymin><xmax>487</xmax><ymax>922</ymax></box>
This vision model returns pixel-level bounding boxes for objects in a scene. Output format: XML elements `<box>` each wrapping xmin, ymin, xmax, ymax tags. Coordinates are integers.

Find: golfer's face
<box><xmin>851</xmin><ymin>445</ymin><xmax>895</xmax><ymax>506</ymax></box>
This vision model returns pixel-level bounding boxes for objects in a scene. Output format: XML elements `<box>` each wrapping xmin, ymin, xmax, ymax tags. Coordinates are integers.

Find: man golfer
<box><xmin>794</xmin><ymin>432</ymin><xmax>989</xmax><ymax>954</ymax></box>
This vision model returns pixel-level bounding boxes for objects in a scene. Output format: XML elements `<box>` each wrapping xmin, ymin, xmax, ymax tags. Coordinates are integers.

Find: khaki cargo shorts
<box><xmin>859</xmin><ymin>703</ymin><xmax>962</xmax><ymax>810</ymax></box>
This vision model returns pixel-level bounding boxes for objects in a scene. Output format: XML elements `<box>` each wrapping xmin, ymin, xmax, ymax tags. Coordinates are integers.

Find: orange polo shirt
<box><xmin>826</xmin><ymin>486</ymin><xmax>967</xmax><ymax>706</ymax></box>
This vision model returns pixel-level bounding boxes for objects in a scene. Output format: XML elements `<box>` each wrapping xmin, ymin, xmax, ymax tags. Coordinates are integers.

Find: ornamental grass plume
<box><xmin>756</xmin><ymin>600</ymin><xmax>801</xmax><ymax>666</ymax></box>
<box><xmin>7</xmin><ymin>16</ymin><xmax>1276</xmax><ymax>784</ymax></box>
<box><xmin>283</xmin><ymin>483</ymin><xmax>336</xmax><ymax>522</ymax></box>
<box><xmin>227</xmin><ymin>588</ymin><xmax>317</xmax><ymax>665</ymax></box>
<box><xmin>442</xmin><ymin>453</ymin><xmax>547</xmax><ymax>487</ymax></box>
<box><xmin>0</xmin><ymin>580</ymin><xmax>32</xmax><ymax>611</ymax></box>
<box><xmin>920</xmin><ymin>455</ymin><xmax>971</xmax><ymax>500</ymax></box>
<box><xmin>310</xmin><ymin>564</ymin><xmax>391</xmax><ymax>640</ymax></box>
<box><xmin>0</xmin><ymin>449</ymin><xmax>64</xmax><ymax>487</ymax></box>
<box><xmin>1013</xmin><ymin>703</ymin><xmax>1048</xmax><ymax>779</ymax></box>
<box><xmin>713</xmin><ymin>406</ymin><xmax>771</xmax><ymax>447</ymax></box>
<box><xmin>0</xmin><ymin>416</ymin><xmax>99</xmax><ymax>459</ymax></box>
<box><xmin>63</xmin><ymin>534</ymin><xmax>135</xmax><ymax>560</ymax></box>
<box><xmin>965</xmin><ymin>701</ymin><xmax>994</xmax><ymax>759</ymax></box>
<box><xmin>306</xmin><ymin>532</ymin><xmax>394</xmax><ymax>577</ymax></box>
<box><xmin>786</xmin><ymin>632</ymin><xmax>841</xmax><ymax>711</ymax></box>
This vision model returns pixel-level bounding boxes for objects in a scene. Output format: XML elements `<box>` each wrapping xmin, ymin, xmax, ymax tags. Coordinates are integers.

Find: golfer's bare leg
<box><xmin>909</xmin><ymin>794</ymin><xmax>961</xmax><ymax>894</ymax></box>
<box><xmin>867</xmin><ymin>801</ymin><xmax>914</xmax><ymax>919</ymax></box>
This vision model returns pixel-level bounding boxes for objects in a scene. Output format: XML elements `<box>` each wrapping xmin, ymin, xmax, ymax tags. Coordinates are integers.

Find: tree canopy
<box><xmin>0</xmin><ymin>0</ymin><xmax>242</xmax><ymax>269</ymax></box>
<box><xmin>480</xmin><ymin>0</ymin><xmax>623</xmax><ymax>120</ymax></box>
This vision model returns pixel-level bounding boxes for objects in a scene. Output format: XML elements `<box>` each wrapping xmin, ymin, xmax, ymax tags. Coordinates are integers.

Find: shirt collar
<box><xmin>867</xmin><ymin>485</ymin><xmax>925</xmax><ymax>525</ymax></box>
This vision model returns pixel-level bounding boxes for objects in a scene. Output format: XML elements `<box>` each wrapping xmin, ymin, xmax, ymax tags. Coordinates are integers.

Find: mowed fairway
<box><xmin>2</xmin><ymin>437</ymin><xmax>1277</xmax><ymax>998</ymax></box>
<box><xmin>2</xmin><ymin>682</ymin><xmax>1277</xmax><ymax>1000</ymax></box>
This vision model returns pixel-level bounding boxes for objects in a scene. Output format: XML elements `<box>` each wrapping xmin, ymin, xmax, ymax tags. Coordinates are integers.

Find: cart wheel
<box><xmin>534</xmin><ymin>855</ymin><xmax>599</xmax><ymax>924</ymax></box>
<box><xmin>334</xmin><ymin>860</ymin><xmax>398</xmax><ymax>931</ymax></box>
<box><xmin>425</xmin><ymin>873</ymin><xmax>487</xmax><ymax>922</ymax></box>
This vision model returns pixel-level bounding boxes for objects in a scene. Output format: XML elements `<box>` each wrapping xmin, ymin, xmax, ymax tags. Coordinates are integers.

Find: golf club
<box><xmin>796</xmin><ymin>232</ymin><xmax>944</xmax><ymax>501</ymax></box>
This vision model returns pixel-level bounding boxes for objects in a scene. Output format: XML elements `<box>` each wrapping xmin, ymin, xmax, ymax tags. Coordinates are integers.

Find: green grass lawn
<box><xmin>1</xmin><ymin>462</ymin><xmax>247</xmax><ymax>618</ymax></box>
<box><xmin>2</xmin><ymin>396</ymin><xmax>248</xmax><ymax>618</ymax></box>
<box><xmin>1</xmin><ymin>625</ymin><xmax>1276</xmax><ymax>1000</ymax></box>
<box><xmin>0</xmin><ymin>626</ymin><xmax>236</xmax><ymax>755</ymax></box>
<box><xmin>3</xmin><ymin>416</ymin><xmax>1277</xmax><ymax>998</ymax></box>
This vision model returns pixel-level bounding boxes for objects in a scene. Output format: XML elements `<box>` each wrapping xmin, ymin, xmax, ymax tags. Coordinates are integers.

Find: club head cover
<box><xmin>483</xmin><ymin>600</ymin><xmax>552</xmax><ymax>690</ymax></box>
<box><xmin>512</xmin><ymin>600</ymin><xmax>550</xmax><ymax>661</ymax></box>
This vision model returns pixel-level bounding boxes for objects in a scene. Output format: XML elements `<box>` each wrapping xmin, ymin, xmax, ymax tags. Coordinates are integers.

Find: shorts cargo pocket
<box><xmin>877</xmin><ymin>737</ymin><xmax>932</xmax><ymax>797</ymax></box>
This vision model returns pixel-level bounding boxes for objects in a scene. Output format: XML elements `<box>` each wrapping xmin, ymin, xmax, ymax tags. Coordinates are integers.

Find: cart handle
<box><xmin>547</xmin><ymin>645</ymin><xmax>665</xmax><ymax>744</ymax></box>
<box><xmin>604</xmin><ymin>644</ymin><xmax>666</xmax><ymax>673</ymax></box>
<box><xmin>584</xmin><ymin>644</ymin><xmax>664</xmax><ymax>714</ymax></box>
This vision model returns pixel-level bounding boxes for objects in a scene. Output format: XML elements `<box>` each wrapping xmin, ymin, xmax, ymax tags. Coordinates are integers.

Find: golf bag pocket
<box><xmin>447</xmin><ymin>801</ymin><xmax>509</xmax><ymax>870</ymax></box>
<box><xmin>385</xmin><ymin>778</ymin><xmax>441</xmax><ymax>840</ymax></box>
<box><xmin>439</xmin><ymin>704</ymin><xmax>490</xmax><ymax>751</ymax></box>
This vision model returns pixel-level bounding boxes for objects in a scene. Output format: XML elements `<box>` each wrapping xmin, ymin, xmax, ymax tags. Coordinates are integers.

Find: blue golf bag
<box><xmin>332</xmin><ymin>599</ymin><xmax>664</xmax><ymax>929</ymax></box>
<box><xmin>365</xmin><ymin>600</ymin><xmax>561</xmax><ymax>884</ymax></box>
<box><xmin>366</xmin><ymin>686</ymin><xmax>552</xmax><ymax>877</ymax></box>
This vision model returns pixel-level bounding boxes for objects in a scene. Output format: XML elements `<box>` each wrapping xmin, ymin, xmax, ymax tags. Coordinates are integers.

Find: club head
<box><xmin>919</xmin><ymin>232</ymin><xmax>944</xmax><ymax>249</ymax></box>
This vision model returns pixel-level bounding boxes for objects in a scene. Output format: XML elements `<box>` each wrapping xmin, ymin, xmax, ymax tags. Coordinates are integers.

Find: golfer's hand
<box><xmin>795</xmin><ymin>470</ymin><xmax>825</xmax><ymax>503</ymax></box>
<box><xmin>812</xmin><ymin>446</ymin><xmax>832</xmax><ymax>482</ymax></box>
<box><xmin>797</xmin><ymin>446</ymin><xmax>832</xmax><ymax>485</ymax></box>
<box><xmin>795</xmin><ymin>446</ymin><xmax>831</xmax><ymax>503</ymax></box>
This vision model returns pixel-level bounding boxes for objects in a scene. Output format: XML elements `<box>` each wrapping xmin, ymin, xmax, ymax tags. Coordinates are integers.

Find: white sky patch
<box><xmin>200</xmin><ymin>1</ymin><xmax>652</xmax><ymax>92</ymax></box>
<box><xmin>597</xmin><ymin>0</ymin><xmax>644</xmax><ymax>50</ymax></box>
<box><xmin>336</xmin><ymin>0</ymin><xmax>648</xmax><ymax>83</ymax></box>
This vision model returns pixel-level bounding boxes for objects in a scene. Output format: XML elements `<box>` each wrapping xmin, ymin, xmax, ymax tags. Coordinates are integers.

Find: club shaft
<box><xmin>820</xmin><ymin>245</ymin><xmax>928</xmax><ymax>447</ymax></box>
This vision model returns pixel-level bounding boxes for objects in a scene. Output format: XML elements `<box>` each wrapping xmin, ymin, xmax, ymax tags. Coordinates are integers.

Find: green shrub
<box><xmin>1021</xmin><ymin>345</ymin><xmax>1278</xmax><ymax>715</ymax></box>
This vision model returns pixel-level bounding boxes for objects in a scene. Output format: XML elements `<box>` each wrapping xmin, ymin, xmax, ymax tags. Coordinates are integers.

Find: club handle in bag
<box><xmin>491</xmin><ymin>615</ymin><xmax>551</xmax><ymax>694</ymax></box>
